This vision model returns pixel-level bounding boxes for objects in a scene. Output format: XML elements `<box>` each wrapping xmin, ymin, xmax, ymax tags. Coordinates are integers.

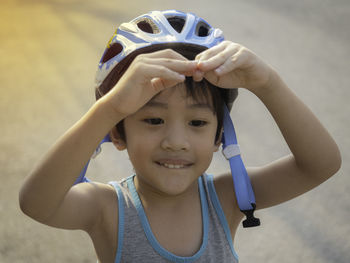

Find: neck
<box><xmin>133</xmin><ymin>175</ymin><xmax>200</xmax><ymax>211</ymax></box>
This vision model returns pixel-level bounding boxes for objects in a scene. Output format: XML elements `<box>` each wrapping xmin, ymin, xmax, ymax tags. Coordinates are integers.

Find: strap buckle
<box><xmin>241</xmin><ymin>204</ymin><xmax>261</xmax><ymax>228</ymax></box>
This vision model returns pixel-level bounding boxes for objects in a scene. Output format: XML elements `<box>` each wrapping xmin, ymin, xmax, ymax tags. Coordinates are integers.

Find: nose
<box><xmin>160</xmin><ymin>124</ymin><xmax>190</xmax><ymax>152</ymax></box>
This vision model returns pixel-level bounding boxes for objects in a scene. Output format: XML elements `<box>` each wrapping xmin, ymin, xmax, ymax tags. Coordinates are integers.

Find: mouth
<box><xmin>155</xmin><ymin>160</ymin><xmax>193</xmax><ymax>169</ymax></box>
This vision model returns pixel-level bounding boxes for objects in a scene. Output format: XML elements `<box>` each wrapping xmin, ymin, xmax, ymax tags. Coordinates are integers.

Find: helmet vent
<box><xmin>196</xmin><ymin>22</ymin><xmax>210</xmax><ymax>37</ymax></box>
<box><xmin>101</xmin><ymin>42</ymin><xmax>123</xmax><ymax>63</ymax></box>
<box><xmin>166</xmin><ymin>17</ymin><xmax>185</xmax><ymax>33</ymax></box>
<box><xmin>136</xmin><ymin>18</ymin><xmax>160</xmax><ymax>34</ymax></box>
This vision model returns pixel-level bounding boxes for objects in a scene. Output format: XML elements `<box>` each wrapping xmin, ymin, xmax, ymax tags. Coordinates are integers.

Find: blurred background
<box><xmin>1</xmin><ymin>0</ymin><xmax>349</xmax><ymax>262</ymax></box>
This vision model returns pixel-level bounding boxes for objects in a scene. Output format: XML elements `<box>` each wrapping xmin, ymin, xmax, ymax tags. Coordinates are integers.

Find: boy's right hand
<box><xmin>101</xmin><ymin>49</ymin><xmax>197</xmax><ymax>119</ymax></box>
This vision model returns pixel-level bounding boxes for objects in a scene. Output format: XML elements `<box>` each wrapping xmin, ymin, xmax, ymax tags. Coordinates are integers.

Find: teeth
<box><xmin>162</xmin><ymin>163</ymin><xmax>185</xmax><ymax>169</ymax></box>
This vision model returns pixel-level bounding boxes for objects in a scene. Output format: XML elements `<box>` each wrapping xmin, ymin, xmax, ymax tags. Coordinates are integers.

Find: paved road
<box><xmin>1</xmin><ymin>0</ymin><xmax>349</xmax><ymax>262</ymax></box>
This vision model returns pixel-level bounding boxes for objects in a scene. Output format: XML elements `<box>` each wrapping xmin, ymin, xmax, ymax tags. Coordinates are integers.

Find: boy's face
<box><xmin>118</xmin><ymin>83</ymin><xmax>220</xmax><ymax>196</ymax></box>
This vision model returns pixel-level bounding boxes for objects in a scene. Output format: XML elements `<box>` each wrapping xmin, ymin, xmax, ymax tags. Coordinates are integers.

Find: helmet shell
<box><xmin>95</xmin><ymin>10</ymin><xmax>237</xmax><ymax>108</ymax></box>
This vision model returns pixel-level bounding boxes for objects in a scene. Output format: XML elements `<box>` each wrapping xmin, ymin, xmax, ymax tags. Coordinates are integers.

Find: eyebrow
<box><xmin>144</xmin><ymin>101</ymin><xmax>168</xmax><ymax>109</ymax></box>
<box><xmin>144</xmin><ymin>101</ymin><xmax>213</xmax><ymax>111</ymax></box>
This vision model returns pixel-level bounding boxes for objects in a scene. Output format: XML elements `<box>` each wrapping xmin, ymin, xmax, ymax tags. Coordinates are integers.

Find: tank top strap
<box><xmin>108</xmin><ymin>181</ymin><xmax>125</xmax><ymax>263</ymax></box>
<box><xmin>202</xmin><ymin>174</ymin><xmax>239</xmax><ymax>261</ymax></box>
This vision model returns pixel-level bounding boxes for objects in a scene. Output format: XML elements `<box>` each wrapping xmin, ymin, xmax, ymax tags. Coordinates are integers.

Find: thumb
<box><xmin>151</xmin><ymin>76</ymin><xmax>185</xmax><ymax>92</ymax></box>
<box><xmin>203</xmin><ymin>71</ymin><xmax>220</xmax><ymax>86</ymax></box>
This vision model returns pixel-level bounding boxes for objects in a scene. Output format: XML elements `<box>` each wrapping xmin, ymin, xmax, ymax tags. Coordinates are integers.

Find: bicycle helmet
<box><xmin>95</xmin><ymin>10</ymin><xmax>237</xmax><ymax>106</ymax></box>
<box><xmin>77</xmin><ymin>10</ymin><xmax>259</xmax><ymax>227</ymax></box>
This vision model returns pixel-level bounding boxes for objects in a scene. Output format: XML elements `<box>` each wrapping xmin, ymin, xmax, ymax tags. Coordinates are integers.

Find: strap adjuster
<box><xmin>222</xmin><ymin>144</ymin><xmax>240</xmax><ymax>159</ymax></box>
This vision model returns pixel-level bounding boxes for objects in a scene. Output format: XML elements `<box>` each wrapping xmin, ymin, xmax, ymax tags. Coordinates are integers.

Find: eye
<box><xmin>143</xmin><ymin>118</ymin><xmax>164</xmax><ymax>125</ymax></box>
<box><xmin>189</xmin><ymin>120</ymin><xmax>207</xmax><ymax>127</ymax></box>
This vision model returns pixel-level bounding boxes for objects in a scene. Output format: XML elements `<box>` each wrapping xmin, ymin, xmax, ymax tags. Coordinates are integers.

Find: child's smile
<box><xmin>155</xmin><ymin>158</ymin><xmax>194</xmax><ymax>169</ymax></box>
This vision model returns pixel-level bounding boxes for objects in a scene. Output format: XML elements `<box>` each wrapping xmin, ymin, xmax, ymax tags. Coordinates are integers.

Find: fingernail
<box><xmin>178</xmin><ymin>74</ymin><xmax>185</xmax><ymax>81</ymax></box>
<box><xmin>195</xmin><ymin>69</ymin><xmax>202</xmax><ymax>76</ymax></box>
<box><xmin>197</xmin><ymin>60</ymin><xmax>206</xmax><ymax>69</ymax></box>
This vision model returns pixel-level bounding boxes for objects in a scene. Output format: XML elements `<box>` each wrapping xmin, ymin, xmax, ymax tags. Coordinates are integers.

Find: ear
<box><xmin>110</xmin><ymin>126</ymin><xmax>127</xmax><ymax>151</ymax></box>
<box><xmin>213</xmin><ymin>128</ymin><xmax>223</xmax><ymax>152</ymax></box>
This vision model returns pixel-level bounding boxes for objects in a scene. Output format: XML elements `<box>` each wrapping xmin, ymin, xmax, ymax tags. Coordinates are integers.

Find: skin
<box><xmin>19</xmin><ymin>42</ymin><xmax>341</xmax><ymax>263</ymax></box>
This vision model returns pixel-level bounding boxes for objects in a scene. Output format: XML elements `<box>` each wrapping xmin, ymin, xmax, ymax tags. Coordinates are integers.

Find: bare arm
<box><xmin>195</xmin><ymin>41</ymin><xmax>341</xmax><ymax>210</ymax></box>
<box><xmin>19</xmin><ymin>99</ymin><xmax>122</xmax><ymax>229</ymax></box>
<box><xmin>19</xmin><ymin>49</ymin><xmax>197</xmax><ymax>230</ymax></box>
<box><xmin>247</xmin><ymin>71</ymin><xmax>341</xmax><ymax>209</ymax></box>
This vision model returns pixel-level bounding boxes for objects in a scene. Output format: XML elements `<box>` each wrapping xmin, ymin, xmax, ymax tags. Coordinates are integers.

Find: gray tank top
<box><xmin>109</xmin><ymin>174</ymin><xmax>239</xmax><ymax>263</ymax></box>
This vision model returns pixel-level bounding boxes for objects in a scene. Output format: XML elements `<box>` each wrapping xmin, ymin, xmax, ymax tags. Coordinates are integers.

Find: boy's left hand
<box><xmin>194</xmin><ymin>41</ymin><xmax>274</xmax><ymax>93</ymax></box>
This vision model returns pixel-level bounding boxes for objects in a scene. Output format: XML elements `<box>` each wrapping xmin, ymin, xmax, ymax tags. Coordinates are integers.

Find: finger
<box><xmin>195</xmin><ymin>41</ymin><xmax>228</xmax><ymax>62</ymax></box>
<box><xmin>214</xmin><ymin>53</ymin><xmax>242</xmax><ymax>76</ymax></box>
<box><xmin>143</xmin><ymin>57</ymin><xmax>197</xmax><ymax>75</ymax></box>
<box><xmin>193</xmin><ymin>70</ymin><xmax>204</xmax><ymax>82</ymax></box>
<box><xmin>151</xmin><ymin>77</ymin><xmax>184</xmax><ymax>92</ymax></box>
<box><xmin>142</xmin><ymin>48</ymin><xmax>188</xmax><ymax>61</ymax></box>
<box><xmin>214</xmin><ymin>48</ymin><xmax>254</xmax><ymax>76</ymax></box>
<box><xmin>151</xmin><ymin>77</ymin><xmax>166</xmax><ymax>92</ymax></box>
<box><xmin>197</xmin><ymin>44</ymin><xmax>241</xmax><ymax>72</ymax></box>
<box><xmin>202</xmin><ymin>71</ymin><xmax>220</xmax><ymax>86</ymax></box>
<box><xmin>142</xmin><ymin>64</ymin><xmax>185</xmax><ymax>84</ymax></box>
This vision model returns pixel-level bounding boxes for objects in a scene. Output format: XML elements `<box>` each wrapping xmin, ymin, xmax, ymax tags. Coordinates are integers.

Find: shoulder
<box><xmin>87</xmin><ymin>181</ymin><xmax>119</xmax><ymax>226</ymax></box>
<box><xmin>87</xmin><ymin>182</ymin><xmax>121</xmax><ymax>261</ymax></box>
<box><xmin>73</xmin><ymin>181</ymin><xmax>117</xmax><ymax>210</ymax></box>
<box><xmin>44</xmin><ymin>181</ymin><xmax>119</xmax><ymax>232</ymax></box>
<box><xmin>84</xmin><ymin>182</ymin><xmax>119</xmax><ymax>237</ymax></box>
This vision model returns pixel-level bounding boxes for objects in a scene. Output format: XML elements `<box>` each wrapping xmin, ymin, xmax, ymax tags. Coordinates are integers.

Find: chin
<box><xmin>134</xmin><ymin>163</ymin><xmax>207</xmax><ymax>197</ymax></box>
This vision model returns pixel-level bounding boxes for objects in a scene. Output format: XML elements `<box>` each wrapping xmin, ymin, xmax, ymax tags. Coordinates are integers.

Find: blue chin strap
<box><xmin>221</xmin><ymin>105</ymin><xmax>260</xmax><ymax>227</ymax></box>
<box><xmin>74</xmin><ymin>105</ymin><xmax>260</xmax><ymax>227</ymax></box>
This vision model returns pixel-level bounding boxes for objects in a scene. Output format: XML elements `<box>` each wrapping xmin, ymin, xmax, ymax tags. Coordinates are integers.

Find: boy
<box><xmin>19</xmin><ymin>10</ymin><xmax>341</xmax><ymax>263</ymax></box>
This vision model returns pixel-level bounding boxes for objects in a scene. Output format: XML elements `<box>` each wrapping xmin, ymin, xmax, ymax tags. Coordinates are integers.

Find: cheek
<box><xmin>191</xmin><ymin>131</ymin><xmax>218</xmax><ymax>157</ymax></box>
<box><xmin>125</xmin><ymin>132</ymin><xmax>158</xmax><ymax>163</ymax></box>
